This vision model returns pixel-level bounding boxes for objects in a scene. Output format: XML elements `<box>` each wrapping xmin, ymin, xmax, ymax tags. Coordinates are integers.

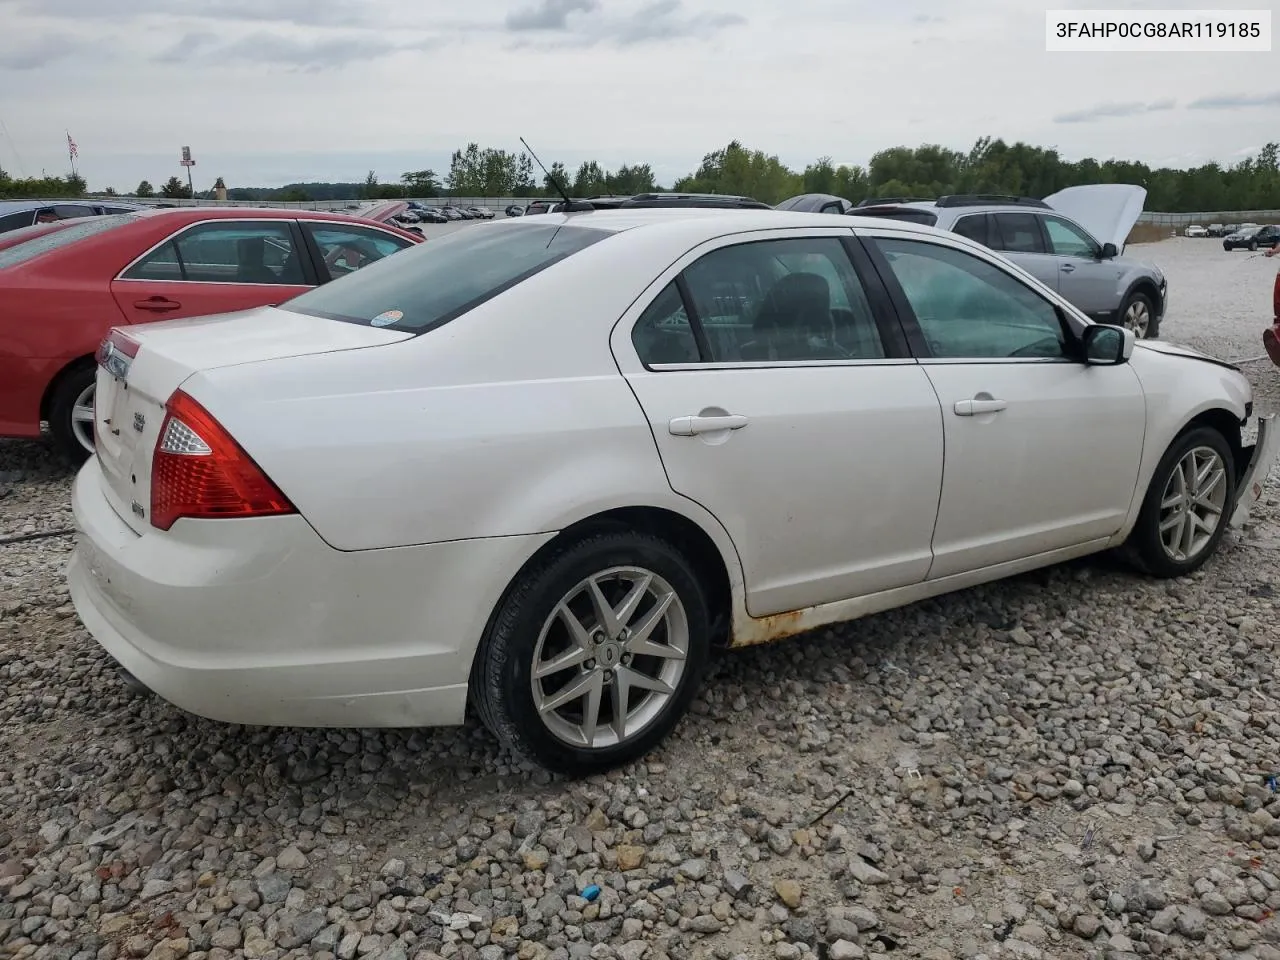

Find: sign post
<box><xmin>180</xmin><ymin>146</ymin><xmax>196</xmax><ymax>198</ymax></box>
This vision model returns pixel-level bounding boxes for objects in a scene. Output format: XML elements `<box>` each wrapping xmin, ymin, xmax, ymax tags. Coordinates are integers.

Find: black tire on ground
<box><xmin>1250</xmin><ymin>240</ymin><xmax>1259</xmax><ymax>252</ymax></box>
<box><xmin>470</xmin><ymin>529</ymin><xmax>711</xmax><ymax>776</ymax></box>
<box><xmin>1121</xmin><ymin>426</ymin><xmax>1237</xmax><ymax>579</ymax></box>
<box><xmin>1119</xmin><ymin>290</ymin><xmax>1158</xmax><ymax>340</ymax></box>
<box><xmin>47</xmin><ymin>363</ymin><xmax>96</xmax><ymax>464</ymax></box>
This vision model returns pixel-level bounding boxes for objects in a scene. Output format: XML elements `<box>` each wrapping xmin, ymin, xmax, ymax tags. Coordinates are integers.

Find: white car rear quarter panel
<box><xmin>69</xmin><ymin>457</ymin><xmax>550</xmax><ymax>727</ymax></box>
<box><xmin>183</xmin><ymin>222</ymin><xmax>755</xmax><ymax>562</ymax></box>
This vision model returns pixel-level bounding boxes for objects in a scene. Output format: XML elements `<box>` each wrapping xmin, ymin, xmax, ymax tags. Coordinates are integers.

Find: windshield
<box><xmin>284</xmin><ymin>221</ymin><xmax>611</xmax><ymax>333</ymax></box>
<box><xmin>0</xmin><ymin>214</ymin><xmax>140</xmax><ymax>269</ymax></box>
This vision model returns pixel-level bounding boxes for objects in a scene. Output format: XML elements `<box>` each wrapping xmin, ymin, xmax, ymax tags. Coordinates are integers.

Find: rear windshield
<box><xmin>285</xmin><ymin>221</ymin><xmax>610</xmax><ymax>333</ymax></box>
<box><xmin>851</xmin><ymin>207</ymin><xmax>940</xmax><ymax>227</ymax></box>
<box><xmin>0</xmin><ymin>214</ymin><xmax>140</xmax><ymax>269</ymax></box>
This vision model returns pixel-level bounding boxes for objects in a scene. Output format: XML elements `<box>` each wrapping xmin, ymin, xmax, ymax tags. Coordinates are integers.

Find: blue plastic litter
<box><xmin>581</xmin><ymin>884</ymin><xmax>601</xmax><ymax>902</ymax></box>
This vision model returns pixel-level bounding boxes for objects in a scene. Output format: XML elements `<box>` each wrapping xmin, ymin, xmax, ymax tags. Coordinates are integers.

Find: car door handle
<box><xmin>669</xmin><ymin>414</ymin><xmax>749</xmax><ymax>436</ymax></box>
<box><xmin>954</xmin><ymin>398</ymin><xmax>1008</xmax><ymax>416</ymax></box>
<box><xmin>1060</xmin><ymin>264</ymin><xmax>1075</xmax><ymax>273</ymax></box>
<box><xmin>133</xmin><ymin>297</ymin><xmax>181</xmax><ymax>312</ymax></box>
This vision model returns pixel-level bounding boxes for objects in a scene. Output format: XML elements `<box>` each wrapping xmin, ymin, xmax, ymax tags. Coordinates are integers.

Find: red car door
<box><xmin>110</xmin><ymin>218</ymin><xmax>316</xmax><ymax>326</ymax></box>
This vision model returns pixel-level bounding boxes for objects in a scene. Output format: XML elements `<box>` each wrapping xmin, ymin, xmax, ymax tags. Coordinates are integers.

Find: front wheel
<box><xmin>1250</xmin><ymin>241</ymin><xmax>1260</xmax><ymax>252</ymax></box>
<box><xmin>470</xmin><ymin>530</ymin><xmax>711</xmax><ymax>776</ymax></box>
<box><xmin>1122</xmin><ymin>427</ymin><xmax>1236</xmax><ymax>578</ymax></box>
<box><xmin>47</xmin><ymin>364</ymin><xmax>97</xmax><ymax>464</ymax></box>
<box><xmin>1119</xmin><ymin>291</ymin><xmax>1157</xmax><ymax>339</ymax></box>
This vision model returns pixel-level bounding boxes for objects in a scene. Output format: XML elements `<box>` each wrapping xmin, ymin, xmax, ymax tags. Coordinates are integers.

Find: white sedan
<box><xmin>68</xmin><ymin>208</ymin><xmax>1278</xmax><ymax>775</ymax></box>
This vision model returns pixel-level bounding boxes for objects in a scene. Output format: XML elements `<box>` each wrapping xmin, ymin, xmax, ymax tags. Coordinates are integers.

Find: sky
<box><xmin>0</xmin><ymin>0</ymin><xmax>1277</xmax><ymax>192</ymax></box>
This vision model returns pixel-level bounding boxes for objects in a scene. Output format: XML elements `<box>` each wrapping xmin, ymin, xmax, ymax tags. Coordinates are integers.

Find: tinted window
<box><xmin>679</xmin><ymin>237</ymin><xmax>885</xmax><ymax>362</ymax></box>
<box><xmin>0</xmin><ymin>211</ymin><xmax>34</xmax><ymax>233</ymax></box>
<box><xmin>53</xmin><ymin>204</ymin><xmax>97</xmax><ymax>220</ymax></box>
<box><xmin>952</xmin><ymin>214</ymin><xmax>989</xmax><ymax>247</ymax></box>
<box><xmin>125</xmin><ymin>221</ymin><xmax>305</xmax><ymax>285</ymax></box>
<box><xmin>874</xmin><ymin>237</ymin><xmax>1067</xmax><ymax>360</ymax></box>
<box><xmin>991</xmin><ymin>213</ymin><xmax>1046</xmax><ymax>254</ymax></box>
<box><xmin>632</xmin><ymin>282</ymin><xmax>700</xmax><ymax>365</ymax></box>
<box><xmin>303</xmin><ymin>223</ymin><xmax>412</xmax><ymax>282</ymax></box>
<box><xmin>1042</xmin><ymin>215</ymin><xmax>1097</xmax><ymax>257</ymax></box>
<box><xmin>0</xmin><ymin>215</ymin><xmax>140</xmax><ymax>269</ymax></box>
<box><xmin>286</xmin><ymin>222</ymin><xmax>609</xmax><ymax>333</ymax></box>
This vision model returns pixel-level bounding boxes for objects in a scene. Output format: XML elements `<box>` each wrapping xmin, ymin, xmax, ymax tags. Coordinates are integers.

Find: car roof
<box><xmin>0</xmin><ymin>199</ymin><xmax>115</xmax><ymax>212</ymax></box>
<box><xmin>500</xmin><ymin>206</ymin><xmax>945</xmax><ymax>238</ymax></box>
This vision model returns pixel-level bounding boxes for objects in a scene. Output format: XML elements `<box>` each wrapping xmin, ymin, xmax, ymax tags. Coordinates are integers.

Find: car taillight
<box><xmin>150</xmin><ymin>390</ymin><xmax>295</xmax><ymax>531</ymax></box>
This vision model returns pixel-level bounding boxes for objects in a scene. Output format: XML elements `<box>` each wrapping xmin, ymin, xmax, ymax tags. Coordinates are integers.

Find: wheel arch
<box><xmin>1121</xmin><ymin>274</ymin><xmax>1164</xmax><ymax>318</ymax></box>
<box><xmin>1178</xmin><ymin>406</ymin><xmax>1246</xmax><ymax>481</ymax></box>
<box><xmin>40</xmin><ymin>353</ymin><xmax>97</xmax><ymax>423</ymax></box>
<box><xmin>477</xmin><ymin>505</ymin><xmax>739</xmax><ymax>662</ymax></box>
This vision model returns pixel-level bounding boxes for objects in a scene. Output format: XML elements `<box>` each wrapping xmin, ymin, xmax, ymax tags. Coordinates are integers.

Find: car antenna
<box><xmin>520</xmin><ymin>137</ymin><xmax>593</xmax><ymax>213</ymax></box>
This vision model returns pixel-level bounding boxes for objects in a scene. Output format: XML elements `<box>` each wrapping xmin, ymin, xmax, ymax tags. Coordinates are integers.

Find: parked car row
<box><xmin>58</xmin><ymin>199</ymin><xmax>1278</xmax><ymax>775</ymax></box>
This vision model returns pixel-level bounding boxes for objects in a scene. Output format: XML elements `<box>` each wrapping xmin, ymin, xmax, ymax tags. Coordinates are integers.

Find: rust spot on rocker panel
<box><xmin>729</xmin><ymin>606</ymin><xmax>823</xmax><ymax>648</ymax></box>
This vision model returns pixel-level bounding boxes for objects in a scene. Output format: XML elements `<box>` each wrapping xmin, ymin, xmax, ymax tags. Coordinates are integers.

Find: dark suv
<box><xmin>524</xmin><ymin>192</ymin><xmax>771</xmax><ymax>215</ymax></box>
<box><xmin>1224</xmin><ymin>224</ymin><xmax>1280</xmax><ymax>252</ymax></box>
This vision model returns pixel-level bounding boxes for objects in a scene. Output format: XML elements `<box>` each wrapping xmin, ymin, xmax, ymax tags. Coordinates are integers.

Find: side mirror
<box><xmin>1100</xmin><ymin>242</ymin><xmax>1119</xmax><ymax>259</ymax></box>
<box><xmin>1081</xmin><ymin>323</ymin><xmax>1134</xmax><ymax>365</ymax></box>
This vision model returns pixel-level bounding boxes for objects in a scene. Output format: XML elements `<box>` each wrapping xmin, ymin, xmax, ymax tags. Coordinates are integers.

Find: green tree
<box><xmin>159</xmin><ymin>176</ymin><xmax>192</xmax><ymax>199</ymax></box>
<box><xmin>401</xmin><ymin>170</ymin><xmax>441</xmax><ymax>197</ymax></box>
<box><xmin>101</xmin><ymin>186</ymin><xmax>118</xmax><ymax>196</ymax></box>
<box><xmin>542</xmin><ymin>161</ymin><xmax>569</xmax><ymax>197</ymax></box>
<box><xmin>135</xmin><ymin>180</ymin><xmax>154</xmax><ymax>197</ymax></box>
<box><xmin>363</xmin><ymin>170</ymin><xmax>378</xmax><ymax>199</ymax></box>
<box><xmin>673</xmin><ymin>141</ymin><xmax>802</xmax><ymax>204</ymax></box>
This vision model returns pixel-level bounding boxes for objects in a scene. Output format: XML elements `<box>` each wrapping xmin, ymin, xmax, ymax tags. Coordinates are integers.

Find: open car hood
<box><xmin>1042</xmin><ymin>184</ymin><xmax>1147</xmax><ymax>253</ymax></box>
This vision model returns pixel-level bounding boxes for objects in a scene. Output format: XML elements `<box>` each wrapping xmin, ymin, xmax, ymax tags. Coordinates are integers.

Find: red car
<box><xmin>0</xmin><ymin>206</ymin><xmax>422</xmax><ymax>460</ymax></box>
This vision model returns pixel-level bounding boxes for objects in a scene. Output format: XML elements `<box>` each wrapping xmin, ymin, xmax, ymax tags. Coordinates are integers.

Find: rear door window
<box><xmin>952</xmin><ymin>214</ymin><xmax>990</xmax><ymax>247</ymax></box>
<box><xmin>285</xmin><ymin>221</ymin><xmax>610</xmax><ymax>333</ymax></box>
<box><xmin>123</xmin><ymin>221</ymin><xmax>306</xmax><ymax>285</ymax></box>
<box><xmin>992</xmin><ymin>213</ymin><xmax>1047</xmax><ymax>254</ymax></box>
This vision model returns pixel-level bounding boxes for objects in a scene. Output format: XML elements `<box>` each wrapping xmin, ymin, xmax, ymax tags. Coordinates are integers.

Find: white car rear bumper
<box><xmin>67</xmin><ymin>457</ymin><xmax>552</xmax><ymax>729</ymax></box>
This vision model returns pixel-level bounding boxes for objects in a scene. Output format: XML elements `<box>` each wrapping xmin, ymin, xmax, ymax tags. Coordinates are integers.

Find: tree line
<box><xmin>3</xmin><ymin>137</ymin><xmax>1280</xmax><ymax>212</ymax></box>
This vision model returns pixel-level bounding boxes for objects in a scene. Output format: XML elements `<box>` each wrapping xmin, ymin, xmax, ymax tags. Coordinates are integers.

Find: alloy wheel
<box><xmin>71</xmin><ymin>383</ymin><xmax>96</xmax><ymax>453</ymax></box>
<box><xmin>1158</xmin><ymin>445</ymin><xmax>1228</xmax><ymax>562</ymax></box>
<box><xmin>530</xmin><ymin>566</ymin><xmax>689</xmax><ymax>750</ymax></box>
<box><xmin>1123</xmin><ymin>299</ymin><xmax>1151</xmax><ymax>338</ymax></box>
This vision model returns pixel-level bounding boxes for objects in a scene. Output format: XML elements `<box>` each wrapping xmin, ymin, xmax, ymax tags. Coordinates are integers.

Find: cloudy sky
<box><xmin>0</xmin><ymin>0</ymin><xmax>1276</xmax><ymax>191</ymax></box>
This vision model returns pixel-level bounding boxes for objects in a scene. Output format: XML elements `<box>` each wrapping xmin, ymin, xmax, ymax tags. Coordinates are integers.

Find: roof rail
<box><xmin>934</xmin><ymin>194</ymin><xmax>1050</xmax><ymax>209</ymax></box>
<box><xmin>856</xmin><ymin>196</ymin><xmax>934</xmax><ymax>207</ymax></box>
<box><xmin>618</xmin><ymin>193</ymin><xmax>772</xmax><ymax>210</ymax></box>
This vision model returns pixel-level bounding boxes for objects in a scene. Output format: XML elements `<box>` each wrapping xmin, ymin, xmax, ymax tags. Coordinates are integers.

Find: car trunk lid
<box><xmin>92</xmin><ymin>305</ymin><xmax>412</xmax><ymax>535</ymax></box>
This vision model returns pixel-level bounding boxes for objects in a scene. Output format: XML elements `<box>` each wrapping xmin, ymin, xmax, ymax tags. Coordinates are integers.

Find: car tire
<box><xmin>1122</xmin><ymin>426</ymin><xmax>1237</xmax><ymax>579</ymax></box>
<box><xmin>470</xmin><ymin>529</ymin><xmax>711</xmax><ymax>776</ymax></box>
<box><xmin>48</xmin><ymin>363</ymin><xmax>97</xmax><ymax>464</ymax></box>
<box><xmin>1119</xmin><ymin>291</ymin><xmax>1157</xmax><ymax>339</ymax></box>
<box><xmin>1250</xmin><ymin>241</ymin><xmax>1259</xmax><ymax>252</ymax></box>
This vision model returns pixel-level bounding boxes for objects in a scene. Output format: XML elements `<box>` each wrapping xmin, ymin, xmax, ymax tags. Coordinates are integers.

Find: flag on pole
<box><xmin>66</xmin><ymin>132</ymin><xmax>78</xmax><ymax>159</ymax></box>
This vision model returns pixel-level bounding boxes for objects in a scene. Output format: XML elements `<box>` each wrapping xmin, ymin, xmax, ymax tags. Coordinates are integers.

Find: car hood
<box><xmin>1134</xmin><ymin>338</ymin><xmax>1239</xmax><ymax>372</ymax></box>
<box><xmin>1042</xmin><ymin>184</ymin><xmax>1147</xmax><ymax>253</ymax></box>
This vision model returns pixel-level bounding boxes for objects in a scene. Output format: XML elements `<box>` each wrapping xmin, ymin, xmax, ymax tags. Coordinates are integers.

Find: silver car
<box><xmin>781</xmin><ymin>186</ymin><xmax>1168</xmax><ymax>339</ymax></box>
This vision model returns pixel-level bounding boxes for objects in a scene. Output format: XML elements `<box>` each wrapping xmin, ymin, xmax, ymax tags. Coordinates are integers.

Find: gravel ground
<box><xmin>3</xmin><ymin>236</ymin><xmax>1280</xmax><ymax>960</ymax></box>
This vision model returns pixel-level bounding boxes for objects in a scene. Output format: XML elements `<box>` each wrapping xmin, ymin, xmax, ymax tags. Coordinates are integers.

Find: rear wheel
<box><xmin>1122</xmin><ymin>427</ymin><xmax>1236</xmax><ymax>578</ymax></box>
<box><xmin>48</xmin><ymin>364</ymin><xmax>96</xmax><ymax>464</ymax></box>
<box><xmin>470</xmin><ymin>530</ymin><xmax>710</xmax><ymax>776</ymax></box>
<box><xmin>1119</xmin><ymin>291</ymin><xmax>1157</xmax><ymax>339</ymax></box>
<box><xmin>1250</xmin><ymin>240</ymin><xmax>1259</xmax><ymax>252</ymax></box>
